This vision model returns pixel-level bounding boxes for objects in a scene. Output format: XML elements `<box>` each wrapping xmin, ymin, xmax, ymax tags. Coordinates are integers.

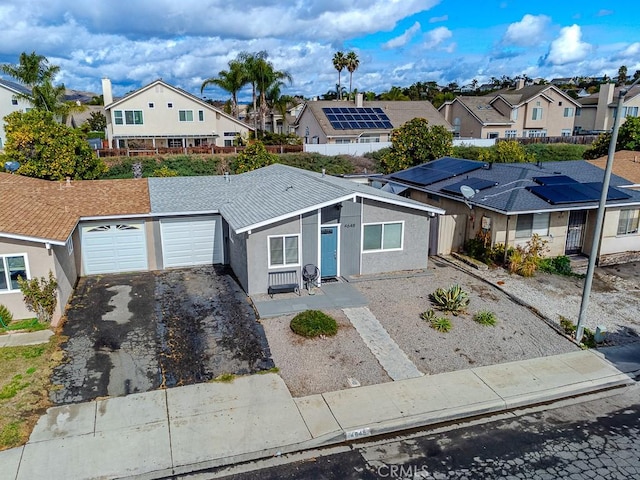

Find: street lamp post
<box><xmin>575</xmin><ymin>77</ymin><xmax>640</xmax><ymax>342</ymax></box>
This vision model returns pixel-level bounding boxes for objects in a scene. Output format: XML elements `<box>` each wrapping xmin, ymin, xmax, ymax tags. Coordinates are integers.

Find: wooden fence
<box><xmin>496</xmin><ymin>135</ymin><xmax>599</xmax><ymax>145</ymax></box>
<box><xmin>96</xmin><ymin>144</ymin><xmax>303</xmax><ymax>157</ymax></box>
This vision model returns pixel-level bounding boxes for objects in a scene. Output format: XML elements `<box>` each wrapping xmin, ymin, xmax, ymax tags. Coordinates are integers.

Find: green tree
<box><xmin>479</xmin><ymin>140</ymin><xmax>534</xmax><ymax>163</ymax></box>
<box><xmin>233</xmin><ymin>140</ymin><xmax>278</xmax><ymax>173</ymax></box>
<box><xmin>86</xmin><ymin>111</ymin><xmax>107</xmax><ymax>132</ymax></box>
<box><xmin>238</xmin><ymin>51</ymin><xmax>268</xmax><ymax>133</ymax></box>
<box><xmin>0</xmin><ymin>51</ymin><xmax>68</xmax><ymax>115</ymax></box>
<box><xmin>255</xmin><ymin>59</ymin><xmax>292</xmax><ymax>134</ymax></box>
<box><xmin>345</xmin><ymin>51</ymin><xmax>359</xmax><ymax>97</ymax></box>
<box><xmin>2</xmin><ymin>110</ymin><xmax>107</xmax><ymax>180</ymax></box>
<box><xmin>380</xmin><ymin>86</ymin><xmax>410</xmax><ymax>101</ymax></box>
<box><xmin>617</xmin><ymin>65</ymin><xmax>628</xmax><ymax>86</ymax></box>
<box><xmin>379</xmin><ymin>118</ymin><xmax>453</xmax><ymax>173</ymax></box>
<box><xmin>17</xmin><ymin>271</ymin><xmax>58</xmax><ymax>324</ymax></box>
<box><xmin>200</xmin><ymin>58</ymin><xmax>248</xmax><ymax>119</ymax></box>
<box><xmin>332</xmin><ymin>51</ymin><xmax>347</xmax><ymax>100</ymax></box>
<box><xmin>583</xmin><ymin>116</ymin><xmax>640</xmax><ymax>159</ymax></box>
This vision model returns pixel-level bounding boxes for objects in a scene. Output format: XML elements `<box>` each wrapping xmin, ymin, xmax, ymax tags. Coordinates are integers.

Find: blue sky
<box><xmin>0</xmin><ymin>1</ymin><xmax>638</xmax><ymax>102</ymax></box>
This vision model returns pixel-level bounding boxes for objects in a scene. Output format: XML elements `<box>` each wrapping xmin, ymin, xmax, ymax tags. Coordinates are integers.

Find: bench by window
<box><xmin>267</xmin><ymin>270</ymin><xmax>300</xmax><ymax>298</ymax></box>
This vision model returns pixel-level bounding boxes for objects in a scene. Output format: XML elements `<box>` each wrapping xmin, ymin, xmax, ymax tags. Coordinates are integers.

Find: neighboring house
<box><xmin>574</xmin><ymin>84</ymin><xmax>640</xmax><ymax>134</ymax></box>
<box><xmin>588</xmin><ymin>150</ymin><xmax>640</xmax><ymax>189</ymax></box>
<box><xmin>0</xmin><ymin>164</ymin><xmax>442</xmax><ymax>323</ymax></box>
<box><xmin>439</xmin><ymin>79</ymin><xmax>581</xmax><ymax>139</ymax></box>
<box><xmin>294</xmin><ymin>93</ymin><xmax>452</xmax><ymax>145</ymax></box>
<box><xmin>102</xmin><ymin>78</ymin><xmax>254</xmax><ymax>149</ymax></box>
<box><xmin>380</xmin><ymin>157</ymin><xmax>640</xmax><ymax>266</ymax></box>
<box><xmin>0</xmin><ymin>78</ymin><xmax>32</xmax><ymax>149</ymax></box>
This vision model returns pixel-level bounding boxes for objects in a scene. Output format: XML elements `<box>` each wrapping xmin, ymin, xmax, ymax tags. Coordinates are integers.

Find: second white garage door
<box><xmin>160</xmin><ymin>216</ymin><xmax>224</xmax><ymax>268</ymax></box>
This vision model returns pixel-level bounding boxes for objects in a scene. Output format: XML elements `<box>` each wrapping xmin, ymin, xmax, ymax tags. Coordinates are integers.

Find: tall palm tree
<box><xmin>200</xmin><ymin>59</ymin><xmax>248</xmax><ymax>119</ymax></box>
<box><xmin>332</xmin><ymin>51</ymin><xmax>347</xmax><ymax>100</ymax></box>
<box><xmin>345</xmin><ymin>51</ymin><xmax>359</xmax><ymax>97</ymax></box>
<box><xmin>256</xmin><ymin>63</ymin><xmax>292</xmax><ymax>134</ymax></box>
<box><xmin>238</xmin><ymin>50</ymin><xmax>269</xmax><ymax>134</ymax></box>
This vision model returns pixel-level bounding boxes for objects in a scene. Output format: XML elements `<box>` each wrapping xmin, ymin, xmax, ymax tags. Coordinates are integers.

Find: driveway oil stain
<box><xmin>51</xmin><ymin>265</ymin><xmax>273</xmax><ymax>404</ymax></box>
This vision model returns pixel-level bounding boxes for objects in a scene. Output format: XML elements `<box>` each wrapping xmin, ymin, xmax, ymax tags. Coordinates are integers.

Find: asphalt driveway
<box><xmin>50</xmin><ymin>265</ymin><xmax>274</xmax><ymax>405</ymax></box>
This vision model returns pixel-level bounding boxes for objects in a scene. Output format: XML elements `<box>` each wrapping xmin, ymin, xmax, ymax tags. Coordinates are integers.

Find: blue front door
<box><xmin>320</xmin><ymin>226</ymin><xmax>338</xmax><ymax>278</ymax></box>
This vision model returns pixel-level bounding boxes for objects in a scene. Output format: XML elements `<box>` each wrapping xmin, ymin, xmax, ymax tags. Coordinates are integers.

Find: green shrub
<box><xmin>0</xmin><ymin>304</ymin><xmax>14</xmax><ymax>326</ymax></box>
<box><xmin>430</xmin><ymin>284</ymin><xmax>470</xmax><ymax>315</ymax></box>
<box><xmin>17</xmin><ymin>271</ymin><xmax>58</xmax><ymax>324</ymax></box>
<box><xmin>474</xmin><ymin>310</ymin><xmax>497</xmax><ymax>326</ymax></box>
<box><xmin>537</xmin><ymin>255</ymin><xmax>574</xmax><ymax>276</ymax></box>
<box><xmin>559</xmin><ymin>315</ymin><xmax>595</xmax><ymax>348</ymax></box>
<box><xmin>420</xmin><ymin>309</ymin><xmax>436</xmax><ymax>322</ymax></box>
<box><xmin>429</xmin><ymin>317</ymin><xmax>452</xmax><ymax>333</ymax></box>
<box><xmin>290</xmin><ymin>310</ymin><xmax>338</xmax><ymax>337</ymax></box>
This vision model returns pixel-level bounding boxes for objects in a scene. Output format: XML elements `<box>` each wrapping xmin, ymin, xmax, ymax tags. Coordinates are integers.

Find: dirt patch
<box><xmin>51</xmin><ymin>266</ymin><xmax>273</xmax><ymax>404</ymax></box>
<box><xmin>261</xmin><ymin>309</ymin><xmax>390</xmax><ymax>397</ymax></box>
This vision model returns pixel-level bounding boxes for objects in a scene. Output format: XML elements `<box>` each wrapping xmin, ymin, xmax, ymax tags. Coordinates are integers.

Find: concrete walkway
<box><xmin>0</xmin><ymin>349</ymin><xmax>633</xmax><ymax>480</ymax></box>
<box><xmin>343</xmin><ymin>306</ymin><xmax>423</xmax><ymax>381</ymax></box>
<box><xmin>0</xmin><ymin>329</ymin><xmax>53</xmax><ymax>347</ymax></box>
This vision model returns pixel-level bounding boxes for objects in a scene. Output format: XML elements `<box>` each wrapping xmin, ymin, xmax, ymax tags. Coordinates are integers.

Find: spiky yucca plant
<box><xmin>430</xmin><ymin>284</ymin><xmax>470</xmax><ymax>315</ymax></box>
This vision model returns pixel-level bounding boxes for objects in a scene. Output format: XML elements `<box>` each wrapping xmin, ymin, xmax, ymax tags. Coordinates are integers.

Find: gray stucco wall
<box><xmin>246</xmin><ymin>216</ymin><xmax>301</xmax><ymax>295</ymax></box>
<box><xmin>302</xmin><ymin>211</ymin><xmax>319</xmax><ymax>269</ymax></box>
<box><xmin>360</xmin><ymin>199</ymin><xmax>430</xmax><ymax>275</ymax></box>
<box><xmin>320</xmin><ymin>200</ymin><xmax>362</xmax><ymax>277</ymax></box>
<box><xmin>52</xmin><ymin>241</ymin><xmax>78</xmax><ymax>325</ymax></box>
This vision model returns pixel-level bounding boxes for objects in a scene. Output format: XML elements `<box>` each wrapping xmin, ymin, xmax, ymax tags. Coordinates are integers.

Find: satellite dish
<box><xmin>460</xmin><ymin>185</ymin><xmax>476</xmax><ymax>199</ymax></box>
<box><xmin>4</xmin><ymin>161</ymin><xmax>20</xmax><ymax>173</ymax></box>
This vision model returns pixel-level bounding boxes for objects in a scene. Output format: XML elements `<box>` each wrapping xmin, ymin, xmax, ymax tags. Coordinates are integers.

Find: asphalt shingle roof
<box><xmin>388</xmin><ymin>158</ymin><xmax>640</xmax><ymax>214</ymax></box>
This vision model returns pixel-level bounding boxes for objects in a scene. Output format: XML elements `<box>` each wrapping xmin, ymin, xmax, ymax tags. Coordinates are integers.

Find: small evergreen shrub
<box><xmin>537</xmin><ymin>255</ymin><xmax>574</xmax><ymax>276</ymax></box>
<box><xmin>290</xmin><ymin>310</ymin><xmax>338</xmax><ymax>338</ymax></box>
<box><xmin>559</xmin><ymin>315</ymin><xmax>596</xmax><ymax>348</ymax></box>
<box><xmin>420</xmin><ymin>309</ymin><xmax>436</xmax><ymax>322</ymax></box>
<box><xmin>474</xmin><ymin>310</ymin><xmax>497</xmax><ymax>326</ymax></box>
<box><xmin>429</xmin><ymin>317</ymin><xmax>452</xmax><ymax>333</ymax></box>
<box><xmin>16</xmin><ymin>271</ymin><xmax>58</xmax><ymax>324</ymax></box>
<box><xmin>0</xmin><ymin>304</ymin><xmax>14</xmax><ymax>326</ymax></box>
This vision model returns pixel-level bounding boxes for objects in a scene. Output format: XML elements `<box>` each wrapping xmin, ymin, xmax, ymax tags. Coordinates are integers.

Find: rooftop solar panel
<box><xmin>322</xmin><ymin>107</ymin><xmax>393</xmax><ymax>130</ymax></box>
<box><xmin>440</xmin><ymin>178</ymin><xmax>498</xmax><ymax>195</ymax></box>
<box><xmin>389</xmin><ymin>158</ymin><xmax>484</xmax><ymax>187</ymax></box>
<box><xmin>527</xmin><ymin>182</ymin><xmax>631</xmax><ymax>205</ymax></box>
<box><xmin>533</xmin><ymin>175</ymin><xmax>579</xmax><ymax>185</ymax></box>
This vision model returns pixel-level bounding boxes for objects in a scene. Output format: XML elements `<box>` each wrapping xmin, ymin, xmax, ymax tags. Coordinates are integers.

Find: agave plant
<box><xmin>430</xmin><ymin>284</ymin><xmax>470</xmax><ymax>315</ymax></box>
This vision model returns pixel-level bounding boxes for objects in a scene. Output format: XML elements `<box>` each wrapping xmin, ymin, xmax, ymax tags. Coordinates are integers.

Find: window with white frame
<box><xmin>0</xmin><ymin>254</ymin><xmax>28</xmax><ymax>292</ymax></box>
<box><xmin>515</xmin><ymin>213</ymin><xmax>549</xmax><ymax>238</ymax></box>
<box><xmin>563</xmin><ymin>107</ymin><xmax>574</xmax><ymax>117</ymax></box>
<box><xmin>11</xmin><ymin>96</ymin><xmax>18</xmax><ymax>106</ymax></box>
<box><xmin>532</xmin><ymin>107</ymin><xmax>543</xmax><ymax>120</ymax></box>
<box><xmin>114</xmin><ymin>110</ymin><xmax>143</xmax><ymax>125</ymax></box>
<box><xmin>148</xmin><ymin>102</ymin><xmax>155</xmax><ymax>109</ymax></box>
<box><xmin>623</xmin><ymin>106</ymin><xmax>639</xmax><ymax>118</ymax></box>
<box><xmin>505</xmin><ymin>130</ymin><xmax>517</xmax><ymax>139</ymax></box>
<box><xmin>268</xmin><ymin>235</ymin><xmax>300</xmax><ymax>267</ymax></box>
<box><xmin>576</xmin><ymin>108</ymin><xmax>581</xmax><ymax>116</ymax></box>
<box><xmin>66</xmin><ymin>237</ymin><xmax>74</xmax><ymax>256</ymax></box>
<box><xmin>179</xmin><ymin>110</ymin><xmax>194</xmax><ymax>122</ymax></box>
<box><xmin>527</xmin><ymin>130</ymin><xmax>547</xmax><ymax>138</ymax></box>
<box><xmin>363</xmin><ymin>222</ymin><xmax>403</xmax><ymax>252</ymax></box>
<box><xmin>561</xmin><ymin>129</ymin><xmax>572</xmax><ymax>136</ymax></box>
<box><xmin>167</xmin><ymin>138</ymin><xmax>183</xmax><ymax>148</ymax></box>
<box><xmin>617</xmin><ymin>209</ymin><xmax>639</xmax><ymax>235</ymax></box>
<box><xmin>198</xmin><ymin>110</ymin><xmax>204</xmax><ymax>121</ymax></box>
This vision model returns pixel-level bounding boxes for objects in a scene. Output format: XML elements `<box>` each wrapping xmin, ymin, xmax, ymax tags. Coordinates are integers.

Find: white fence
<box><xmin>303</xmin><ymin>138</ymin><xmax>496</xmax><ymax>156</ymax></box>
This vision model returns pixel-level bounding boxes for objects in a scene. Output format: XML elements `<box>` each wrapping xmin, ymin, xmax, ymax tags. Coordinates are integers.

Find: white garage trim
<box><xmin>160</xmin><ymin>216</ymin><xmax>224</xmax><ymax>268</ymax></box>
<box><xmin>81</xmin><ymin>222</ymin><xmax>148</xmax><ymax>275</ymax></box>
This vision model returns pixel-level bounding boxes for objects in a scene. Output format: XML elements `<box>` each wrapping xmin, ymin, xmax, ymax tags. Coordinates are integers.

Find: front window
<box><xmin>269</xmin><ymin>235</ymin><xmax>300</xmax><ymax>267</ymax></box>
<box><xmin>487</xmin><ymin>132</ymin><xmax>499</xmax><ymax>139</ymax></box>
<box><xmin>561</xmin><ymin>129</ymin><xmax>572</xmax><ymax>137</ymax></box>
<box><xmin>363</xmin><ymin>222</ymin><xmax>403</xmax><ymax>252</ymax></box>
<box><xmin>114</xmin><ymin>110</ymin><xmax>123</xmax><ymax>125</ymax></box>
<box><xmin>516</xmin><ymin>213</ymin><xmax>549</xmax><ymax>238</ymax></box>
<box><xmin>167</xmin><ymin>138</ymin><xmax>183</xmax><ymax>148</ymax></box>
<box><xmin>179</xmin><ymin>110</ymin><xmax>194</xmax><ymax>122</ymax></box>
<box><xmin>0</xmin><ymin>254</ymin><xmax>28</xmax><ymax>292</ymax></box>
<box><xmin>617</xmin><ymin>209</ymin><xmax>639</xmax><ymax>235</ymax></box>
<box><xmin>198</xmin><ymin>110</ymin><xmax>204</xmax><ymax>121</ymax></box>
<box><xmin>623</xmin><ymin>106</ymin><xmax>639</xmax><ymax>118</ymax></box>
<box><xmin>505</xmin><ymin>130</ymin><xmax>517</xmax><ymax>139</ymax></box>
<box><xmin>563</xmin><ymin>107</ymin><xmax>574</xmax><ymax>117</ymax></box>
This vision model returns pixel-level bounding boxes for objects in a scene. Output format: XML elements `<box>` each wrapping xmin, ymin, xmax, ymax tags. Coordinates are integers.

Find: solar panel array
<box><xmin>533</xmin><ymin>175</ymin><xmax>578</xmax><ymax>186</ymax></box>
<box><xmin>440</xmin><ymin>177</ymin><xmax>498</xmax><ymax>196</ymax></box>
<box><xmin>390</xmin><ymin>158</ymin><xmax>484</xmax><ymax>187</ymax></box>
<box><xmin>322</xmin><ymin>107</ymin><xmax>393</xmax><ymax>130</ymax></box>
<box><xmin>527</xmin><ymin>182</ymin><xmax>631</xmax><ymax>205</ymax></box>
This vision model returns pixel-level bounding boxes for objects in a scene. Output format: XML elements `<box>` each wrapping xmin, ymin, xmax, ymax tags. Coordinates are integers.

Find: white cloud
<box><xmin>545</xmin><ymin>24</ymin><xmax>592</xmax><ymax>65</ymax></box>
<box><xmin>423</xmin><ymin>26</ymin><xmax>452</xmax><ymax>49</ymax></box>
<box><xmin>503</xmin><ymin>14</ymin><xmax>551</xmax><ymax>47</ymax></box>
<box><xmin>382</xmin><ymin>22</ymin><xmax>421</xmax><ymax>50</ymax></box>
<box><xmin>429</xmin><ymin>15</ymin><xmax>448</xmax><ymax>23</ymax></box>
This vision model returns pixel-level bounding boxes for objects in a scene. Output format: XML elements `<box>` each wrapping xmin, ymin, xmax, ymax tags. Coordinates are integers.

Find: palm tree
<box><xmin>332</xmin><ymin>51</ymin><xmax>347</xmax><ymax>100</ymax></box>
<box><xmin>379</xmin><ymin>86</ymin><xmax>409</xmax><ymax>101</ymax></box>
<box><xmin>200</xmin><ymin>59</ymin><xmax>248</xmax><ymax>119</ymax></box>
<box><xmin>238</xmin><ymin>51</ymin><xmax>269</xmax><ymax>134</ymax></box>
<box><xmin>345</xmin><ymin>51</ymin><xmax>359</xmax><ymax>97</ymax></box>
<box><xmin>256</xmin><ymin>63</ymin><xmax>292</xmax><ymax>134</ymax></box>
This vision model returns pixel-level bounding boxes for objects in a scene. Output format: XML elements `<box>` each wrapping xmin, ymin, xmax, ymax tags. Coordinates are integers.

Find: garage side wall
<box><xmin>52</xmin><ymin>242</ymin><xmax>78</xmax><ymax>326</ymax></box>
<box><xmin>227</xmin><ymin>229</ymin><xmax>249</xmax><ymax>293</ymax></box>
<box><xmin>360</xmin><ymin>200</ymin><xmax>430</xmax><ymax>275</ymax></box>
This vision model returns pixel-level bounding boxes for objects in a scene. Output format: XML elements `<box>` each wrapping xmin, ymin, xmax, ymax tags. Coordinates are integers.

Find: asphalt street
<box><xmin>199</xmin><ymin>384</ymin><xmax>640</xmax><ymax>480</ymax></box>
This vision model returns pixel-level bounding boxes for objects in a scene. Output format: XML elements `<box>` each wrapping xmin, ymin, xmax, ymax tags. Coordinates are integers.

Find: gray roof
<box><xmin>0</xmin><ymin>77</ymin><xmax>31</xmax><ymax>96</ymax></box>
<box><xmin>387</xmin><ymin>158</ymin><xmax>640</xmax><ymax>215</ymax></box>
<box><xmin>149</xmin><ymin>163</ymin><xmax>443</xmax><ymax>233</ymax></box>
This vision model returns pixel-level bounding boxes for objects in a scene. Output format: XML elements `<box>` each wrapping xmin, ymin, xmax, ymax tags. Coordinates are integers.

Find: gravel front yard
<box><xmin>261</xmin><ymin>256</ymin><xmax>583</xmax><ymax>397</ymax></box>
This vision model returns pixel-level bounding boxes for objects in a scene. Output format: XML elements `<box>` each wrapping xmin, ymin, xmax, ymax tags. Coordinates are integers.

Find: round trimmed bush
<box><xmin>290</xmin><ymin>310</ymin><xmax>338</xmax><ymax>338</ymax></box>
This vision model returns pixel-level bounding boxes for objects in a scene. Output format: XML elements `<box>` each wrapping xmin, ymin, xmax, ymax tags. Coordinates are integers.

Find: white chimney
<box><xmin>516</xmin><ymin>78</ymin><xmax>525</xmax><ymax>90</ymax></box>
<box><xmin>101</xmin><ymin>78</ymin><xmax>113</xmax><ymax>106</ymax></box>
<box><xmin>355</xmin><ymin>93</ymin><xmax>364</xmax><ymax>108</ymax></box>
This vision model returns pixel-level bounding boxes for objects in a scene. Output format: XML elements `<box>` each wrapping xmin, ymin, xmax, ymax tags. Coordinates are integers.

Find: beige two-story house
<box><xmin>102</xmin><ymin>78</ymin><xmax>254</xmax><ymax>149</ymax></box>
<box><xmin>0</xmin><ymin>78</ymin><xmax>32</xmax><ymax>149</ymax></box>
<box><xmin>575</xmin><ymin>83</ymin><xmax>640</xmax><ymax>134</ymax></box>
<box><xmin>439</xmin><ymin>80</ymin><xmax>581</xmax><ymax>139</ymax></box>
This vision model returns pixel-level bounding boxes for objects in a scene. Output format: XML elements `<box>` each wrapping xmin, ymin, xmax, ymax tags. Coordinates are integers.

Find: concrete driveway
<box><xmin>50</xmin><ymin>265</ymin><xmax>274</xmax><ymax>405</ymax></box>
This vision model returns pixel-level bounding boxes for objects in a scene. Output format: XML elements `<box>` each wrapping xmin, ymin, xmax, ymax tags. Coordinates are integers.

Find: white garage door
<box><xmin>81</xmin><ymin>222</ymin><xmax>148</xmax><ymax>275</ymax></box>
<box><xmin>160</xmin><ymin>216</ymin><xmax>224</xmax><ymax>268</ymax></box>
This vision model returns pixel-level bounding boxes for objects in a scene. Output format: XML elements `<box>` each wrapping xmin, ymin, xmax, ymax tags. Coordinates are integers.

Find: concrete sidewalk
<box><xmin>0</xmin><ymin>349</ymin><xmax>633</xmax><ymax>480</ymax></box>
<box><xmin>0</xmin><ymin>329</ymin><xmax>53</xmax><ymax>347</ymax></box>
